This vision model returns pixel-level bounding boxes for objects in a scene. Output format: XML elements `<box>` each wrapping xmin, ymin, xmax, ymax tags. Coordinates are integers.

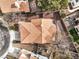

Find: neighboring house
<box><xmin>75</xmin><ymin>25</ymin><xmax>79</xmax><ymax>35</ymax></box>
<box><xmin>19</xmin><ymin>49</ymin><xmax>48</xmax><ymax>59</ymax></box>
<box><xmin>8</xmin><ymin>47</ymin><xmax>21</xmax><ymax>58</ymax></box>
<box><xmin>18</xmin><ymin>18</ymin><xmax>56</xmax><ymax>44</ymax></box>
<box><xmin>68</xmin><ymin>0</ymin><xmax>79</xmax><ymax>12</ymax></box>
<box><xmin>64</xmin><ymin>17</ymin><xmax>76</xmax><ymax>29</ymax></box>
<box><xmin>5</xmin><ymin>55</ymin><xmax>17</xmax><ymax>59</ymax></box>
<box><xmin>0</xmin><ymin>0</ymin><xmax>30</xmax><ymax>13</ymax></box>
<box><xmin>69</xmin><ymin>0</ymin><xmax>79</xmax><ymax>9</ymax></box>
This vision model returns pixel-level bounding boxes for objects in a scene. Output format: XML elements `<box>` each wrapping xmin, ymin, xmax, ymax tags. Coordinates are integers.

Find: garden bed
<box><xmin>69</xmin><ymin>28</ymin><xmax>79</xmax><ymax>43</ymax></box>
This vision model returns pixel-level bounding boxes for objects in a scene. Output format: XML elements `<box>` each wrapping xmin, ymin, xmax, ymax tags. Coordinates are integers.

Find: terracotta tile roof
<box><xmin>18</xmin><ymin>1</ymin><xmax>30</xmax><ymax>12</ymax></box>
<box><xmin>19</xmin><ymin>18</ymin><xmax>56</xmax><ymax>44</ymax></box>
<box><xmin>0</xmin><ymin>0</ymin><xmax>30</xmax><ymax>13</ymax></box>
<box><xmin>0</xmin><ymin>0</ymin><xmax>13</xmax><ymax>13</ymax></box>
<box><xmin>19</xmin><ymin>49</ymin><xmax>38</xmax><ymax>59</ymax></box>
<box><xmin>30</xmin><ymin>56</ymin><xmax>38</xmax><ymax>59</ymax></box>
<box><xmin>19</xmin><ymin>53</ymin><xmax>29</xmax><ymax>59</ymax></box>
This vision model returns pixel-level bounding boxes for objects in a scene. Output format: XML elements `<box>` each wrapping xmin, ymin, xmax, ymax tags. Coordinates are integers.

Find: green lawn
<box><xmin>69</xmin><ymin>28</ymin><xmax>79</xmax><ymax>44</ymax></box>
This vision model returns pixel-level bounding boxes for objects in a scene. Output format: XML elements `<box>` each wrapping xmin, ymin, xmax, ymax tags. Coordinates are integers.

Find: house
<box><xmin>19</xmin><ymin>49</ymin><xmax>48</xmax><ymax>59</ymax></box>
<box><xmin>68</xmin><ymin>0</ymin><xmax>79</xmax><ymax>12</ymax></box>
<box><xmin>8</xmin><ymin>47</ymin><xmax>21</xmax><ymax>58</ymax></box>
<box><xmin>19</xmin><ymin>49</ymin><xmax>37</xmax><ymax>59</ymax></box>
<box><xmin>64</xmin><ymin>17</ymin><xmax>76</xmax><ymax>29</ymax></box>
<box><xmin>0</xmin><ymin>0</ymin><xmax>30</xmax><ymax>13</ymax></box>
<box><xmin>18</xmin><ymin>18</ymin><xmax>56</xmax><ymax>44</ymax></box>
<box><xmin>19</xmin><ymin>53</ymin><xmax>29</xmax><ymax>59</ymax></box>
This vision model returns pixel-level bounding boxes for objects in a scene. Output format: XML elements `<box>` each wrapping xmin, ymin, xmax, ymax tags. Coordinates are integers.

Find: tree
<box><xmin>37</xmin><ymin>0</ymin><xmax>68</xmax><ymax>17</ymax></box>
<box><xmin>37</xmin><ymin>0</ymin><xmax>68</xmax><ymax>11</ymax></box>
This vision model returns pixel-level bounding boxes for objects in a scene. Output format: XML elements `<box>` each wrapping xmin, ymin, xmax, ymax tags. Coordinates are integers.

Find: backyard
<box><xmin>69</xmin><ymin>28</ymin><xmax>79</xmax><ymax>43</ymax></box>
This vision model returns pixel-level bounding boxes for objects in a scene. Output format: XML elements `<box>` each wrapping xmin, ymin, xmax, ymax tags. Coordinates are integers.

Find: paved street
<box><xmin>0</xmin><ymin>20</ymin><xmax>10</xmax><ymax>58</ymax></box>
<box><xmin>0</xmin><ymin>29</ymin><xmax>5</xmax><ymax>50</ymax></box>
